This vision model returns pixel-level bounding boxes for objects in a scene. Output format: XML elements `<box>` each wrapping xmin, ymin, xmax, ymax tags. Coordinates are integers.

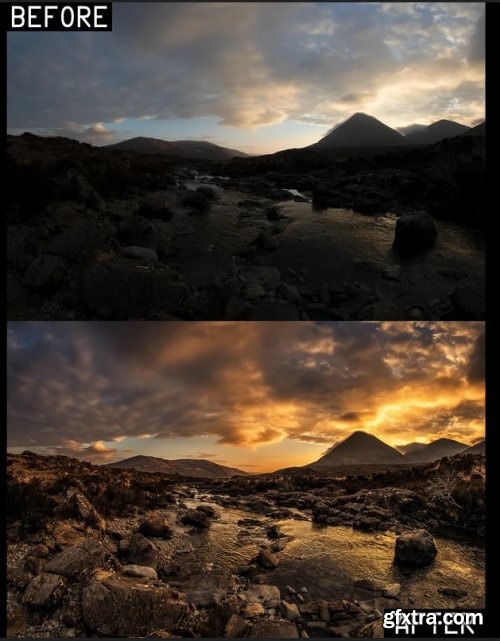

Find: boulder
<box><xmin>243</xmin><ymin>603</ymin><xmax>265</xmax><ymax>618</ymax></box>
<box><xmin>182</xmin><ymin>568</ymin><xmax>237</xmax><ymax>607</ymax></box>
<box><xmin>181</xmin><ymin>508</ymin><xmax>211</xmax><ymax>529</ymax></box>
<box><xmin>242</xmin><ymin>585</ymin><xmax>281</xmax><ymax>606</ymax></box>
<box><xmin>138</xmin><ymin>197</ymin><xmax>172</xmax><ymax>221</ymax></box>
<box><xmin>270</xmin><ymin>537</ymin><xmax>291</xmax><ymax>553</ymax></box>
<box><xmin>23</xmin><ymin>573</ymin><xmax>67</xmax><ymax>609</ymax></box>
<box><xmin>225</xmin><ymin>614</ymin><xmax>250</xmax><ymax>638</ymax></box>
<box><xmin>122</xmin><ymin>246</ymin><xmax>158</xmax><ymax>261</ymax></box>
<box><xmin>128</xmin><ymin>533</ymin><xmax>159</xmax><ymax>569</ymax></box>
<box><xmin>196</xmin><ymin>504</ymin><xmax>217</xmax><ymax>517</ymax></box>
<box><xmin>82</xmin><ymin>575</ymin><xmax>188</xmax><ymax>637</ymax></box>
<box><xmin>394</xmin><ymin>211</ymin><xmax>437</xmax><ymax>250</ymax></box>
<box><xmin>22</xmin><ymin>255</ymin><xmax>66</xmax><ymax>291</ymax></box>
<box><xmin>248</xmin><ymin>619</ymin><xmax>299</xmax><ymax>638</ymax></box>
<box><xmin>44</xmin><ymin>539</ymin><xmax>117</xmax><ymax>579</ymax></box>
<box><xmin>394</xmin><ymin>530</ymin><xmax>437</xmax><ymax>566</ymax></box>
<box><xmin>280</xmin><ymin>600</ymin><xmax>301</xmax><ymax>621</ymax></box>
<box><xmin>122</xmin><ymin>565</ymin><xmax>158</xmax><ymax>580</ymax></box>
<box><xmin>118</xmin><ymin>215</ymin><xmax>157</xmax><ymax>249</ymax></box>
<box><xmin>52</xmin><ymin>523</ymin><xmax>85</xmax><ymax>549</ymax></box>
<box><xmin>257</xmin><ymin>549</ymin><xmax>279</xmax><ymax>569</ymax></box>
<box><xmin>137</xmin><ymin>519</ymin><xmax>172</xmax><ymax>539</ymax></box>
<box><xmin>71</xmin><ymin>492</ymin><xmax>106</xmax><ymax>531</ymax></box>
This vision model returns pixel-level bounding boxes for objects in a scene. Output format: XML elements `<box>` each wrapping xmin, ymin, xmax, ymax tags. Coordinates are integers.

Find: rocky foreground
<box><xmin>7</xmin><ymin>452</ymin><xmax>484</xmax><ymax>638</ymax></box>
<box><xmin>8</xmin><ymin>132</ymin><xmax>484</xmax><ymax>320</ymax></box>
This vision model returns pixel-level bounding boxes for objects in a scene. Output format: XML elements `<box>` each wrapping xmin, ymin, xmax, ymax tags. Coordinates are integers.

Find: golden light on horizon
<box><xmin>7</xmin><ymin>321</ymin><xmax>484</xmax><ymax>471</ymax></box>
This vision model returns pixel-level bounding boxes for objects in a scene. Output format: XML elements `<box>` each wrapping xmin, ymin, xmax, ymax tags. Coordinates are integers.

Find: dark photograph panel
<box><xmin>7</xmin><ymin>321</ymin><xmax>485</xmax><ymax>638</ymax></box>
<box><xmin>7</xmin><ymin>3</ymin><xmax>485</xmax><ymax>321</ymax></box>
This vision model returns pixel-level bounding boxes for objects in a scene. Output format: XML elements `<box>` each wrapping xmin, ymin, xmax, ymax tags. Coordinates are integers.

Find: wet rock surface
<box><xmin>7</xmin><ymin>450</ymin><xmax>485</xmax><ymax>638</ymax></box>
<box><xmin>7</xmin><ymin>133</ymin><xmax>484</xmax><ymax>320</ymax></box>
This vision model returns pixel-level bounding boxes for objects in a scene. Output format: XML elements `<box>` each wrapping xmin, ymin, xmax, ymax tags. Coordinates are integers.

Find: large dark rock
<box><xmin>137</xmin><ymin>519</ymin><xmax>172</xmax><ymax>539</ymax></box>
<box><xmin>81</xmin><ymin>258</ymin><xmax>187</xmax><ymax>318</ymax></box>
<box><xmin>128</xmin><ymin>533</ymin><xmax>159</xmax><ymax>569</ymax></box>
<box><xmin>70</xmin><ymin>491</ymin><xmax>106</xmax><ymax>531</ymax></box>
<box><xmin>394</xmin><ymin>529</ymin><xmax>437</xmax><ymax>567</ymax></box>
<box><xmin>23</xmin><ymin>573</ymin><xmax>67</xmax><ymax>609</ymax></box>
<box><xmin>394</xmin><ymin>211</ymin><xmax>437</xmax><ymax>250</ymax></box>
<box><xmin>44</xmin><ymin>540</ymin><xmax>118</xmax><ymax>579</ymax></box>
<box><xmin>82</xmin><ymin>575</ymin><xmax>188</xmax><ymax>636</ymax></box>
<box><xmin>181</xmin><ymin>508</ymin><xmax>211</xmax><ymax>529</ymax></box>
<box><xmin>22</xmin><ymin>255</ymin><xmax>66</xmax><ymax>291</ymax></box>
<box><xmin>118</xmin><ymin>215</ymin><xmax>158</xmax><ymax>249</ymax></box>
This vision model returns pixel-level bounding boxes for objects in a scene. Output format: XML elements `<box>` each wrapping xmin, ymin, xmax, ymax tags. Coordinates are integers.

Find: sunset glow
<box><xmin>7</xmin><ymin>322</ymin><xmax>484</xmax><ymax>472</ymax></box>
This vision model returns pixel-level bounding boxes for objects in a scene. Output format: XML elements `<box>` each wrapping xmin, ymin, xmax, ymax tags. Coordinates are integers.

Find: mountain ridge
<box><xmin>106</xmin><ymin>454</ymin><xmax>249</xmax><ymax>478</ymax></box>
<box><xmin>103</xmin><ymin>136</ymin><xmax>249</xmax><ymax>160</ymax></box>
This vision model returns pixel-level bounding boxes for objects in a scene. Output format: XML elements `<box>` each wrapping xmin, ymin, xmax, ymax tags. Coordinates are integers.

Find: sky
<box><xmin>7</xmin><ymin>321</ymin><xmax>485</xmax><ymax>472</ymax></box>
<box><xmin>7</xmin><ymin>2</ymin><xmax>485</xmax><ymax>154</ymax></box>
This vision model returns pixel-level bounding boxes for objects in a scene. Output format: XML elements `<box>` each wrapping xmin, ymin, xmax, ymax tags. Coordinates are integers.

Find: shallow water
<box><xmin>166</xmin><ymin>497</ymin><xmax>485</xmax><ymax>609</ymax></box>
<box><xmin>166</xmin><ymin>180</ymin><xmax>484</xmax><ymax>315</ymax></box>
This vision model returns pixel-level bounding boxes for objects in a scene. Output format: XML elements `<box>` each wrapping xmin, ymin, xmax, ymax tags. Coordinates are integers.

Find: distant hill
<box><xmin>309</xmin><ymin>431</ymin><xmax>405</xmax><ymax>468</ymax></box>
<box><xmin>405</xmin><ymin>438</ymin><xmax>468</xmax><ymax>463</ymax></box>
<box><xmin>104</xmin><ymin>137</ymin><xmax>249</xmax><ymax>160</ymax></box>
<box><xmin>461</xmin><ymin>122</ymin><xmax>485</xmax><ymax>138</ymax></box>
<box><xmin>397</xmin><ymin>442</ymin><xmax>427</xmax><ymax>455</ymax></box>
<box><xmin>462</xmin><ymin>440</ymin><xmax>485</xmax><ymax>455</ymax></box>
<box><xmin>310</xmin><ymin>113</ymin><xmax>405</xmax><ymax>150</ymax></box>
<box><xmin>106</xmin><ymin>455</ymin><xmax>248</xmax><ymax>478</ymax></box>
<box><xmin>405</xmin><ymin>119</ymin><xmax>470</xmax><ymax>145</ymax></box>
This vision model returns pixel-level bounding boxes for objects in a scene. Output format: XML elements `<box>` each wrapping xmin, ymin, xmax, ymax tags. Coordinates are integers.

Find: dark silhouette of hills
<box><xmin>397</xmin><ymin>442</ymin><xmax>427</xmax><ymax>455</ymax></box>
<box><xmin>462</xmin><ymin>440</ymin><xmax>485</xmax><ymax>455</ymax></box>
<box><xmin>405</xmin><ymin>438</ymin><xmax>468</xmax><ymax>463</ymax></box>
<box><xmin>106</xmin><ymin>454</ymin><xmax>248</xmax><ymax>478</ymax></box>
<box><xmin>308</xmin><ymin>431</ymin><xmax>405</xmax><ymax>468</ymax></box>
<box><xmin>405</xmin><ymin>119</ymin><xmax>470</xmax><ymax>145</ymax></box>
<box><xmin>104</xmin><ymin>136</ymin><xmax>249</xmax><ymax>160</ymax></box>
<box><xmin>309</xmin><ymin>113</ymin><xmax>405</xmax><ymax>150</ymax></box>
<box><xmin>461</xmin><ymin>122</ymin><xmax>485</xmax><ymax>138</ymax></box>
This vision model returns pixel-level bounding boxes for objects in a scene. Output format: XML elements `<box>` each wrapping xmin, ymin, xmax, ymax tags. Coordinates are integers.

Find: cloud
<box><xmin>7</xmin><ymin>2</ymin><xmax>485</xmax><ymax>144</ymax></box>
<box><xmin>7</xmin><ymin>321</ymin><xmax>485</xmax><ymax>465</ymax></box>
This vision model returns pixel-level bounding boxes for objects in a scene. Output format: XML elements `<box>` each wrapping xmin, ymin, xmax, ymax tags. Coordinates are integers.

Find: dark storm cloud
<box><xmin>7</xmin><ymin>322</ymin><xmax>484</xmax><ymax>462</ymax></box>
<box><xmin>467</xmin><ymin>331</ymin><xmax>485</xmax><ymax>383</ymax></box>
<box><xmin>7</xmin><ymin>3</ymin><xmax>485</xmax><ymax>140</ymax></box>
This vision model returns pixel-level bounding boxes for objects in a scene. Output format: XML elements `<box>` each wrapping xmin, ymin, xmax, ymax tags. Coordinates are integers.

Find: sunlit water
<box><xmin>157</xmin><ymin>496</ymin><xmax>484</xmax><ymax>609</ymax></box>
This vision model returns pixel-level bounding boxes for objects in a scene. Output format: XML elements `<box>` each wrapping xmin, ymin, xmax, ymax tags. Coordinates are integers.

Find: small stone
<box><xmin>257</xmin><ymin>549</ymin><xmax>279</xmax><ymax>569</ymax></box>
<box><xmin>243</xmin><ymin>603</ymin><xmax>265</xmax><ymax>618</ymax></box>
<box><xmin>122</xmin><ymin>565</ymin><xmax>158</xmax><ymax>580</ymax></box>
<box><xmin>382</xmin><ymin>583</ymin><xmax>401</xmax><ymax>598</ymax></box>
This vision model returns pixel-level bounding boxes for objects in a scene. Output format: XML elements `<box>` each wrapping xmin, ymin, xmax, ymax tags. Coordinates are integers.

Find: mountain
<box><xmin>309</xmin><ymin>431</ymin><xmax>405</xmax><ymax>468</ymax></box>
<box><xmin>104</xmin><ymin>137</ymin><xmax>249</xmax><ymax>160</ymax></box>
<box><xmin>310</xmin><ymin>113</ymin><xmax>405</xmax><ymax>150</ymax></box>
<box><xmin>405</xmin><ymin>438</ymin><xmax>468</xmax><ymax>463</ymax></box>
<box><xmin>106</xmin><ymin>455</ymin><xmax>248</xmax><ymax>478</ymax></box>
<box><xmin>461</xmin><ymin>122</ymin><xmax>485</xmax><ymax>138</ymax></box>
<box><xmin>462</xmin><ymin>440</ymin><xmax>485</xmax><ymax>455</ymax></box>
<box><xmin>397</xmin><ymin>442</ymin><xmax>427</xmax><ymax>455</ymax></box>
<box><xmin>405</xmin><ymin>119</ymin><xmax>470</xmax><ymax>145</ymax></box>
